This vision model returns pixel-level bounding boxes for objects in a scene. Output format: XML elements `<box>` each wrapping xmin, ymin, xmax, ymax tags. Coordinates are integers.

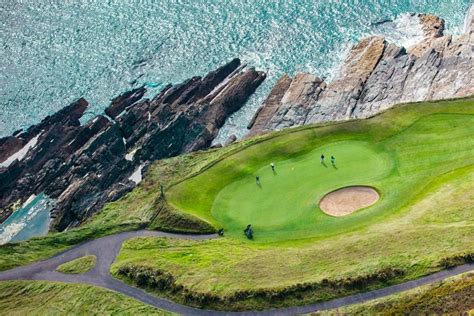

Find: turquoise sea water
<box><xmin>0</xmin><ymin>1</ymin><xmax>471</xmax><ymax>243</ymax></box>
<box><xmin>0</xmin><ymin>1</ymin><xmax>471</xmax><ymax>140</ymax></box>
<box><xmin>0</xmin><ymin>193</ymin><xmax>52</xmax><ymax>245</ymax></box>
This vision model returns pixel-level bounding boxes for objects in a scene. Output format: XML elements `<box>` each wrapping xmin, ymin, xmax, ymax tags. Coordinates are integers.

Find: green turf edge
<box><xmin>148</xmin><ymin>196</ymin><xmax>216</xmax><ymax>234</ymax></box>
<box><xmin>56</xmin><ymin>255</ymin><xmax>97</xmax><ymax>274</ymax></box>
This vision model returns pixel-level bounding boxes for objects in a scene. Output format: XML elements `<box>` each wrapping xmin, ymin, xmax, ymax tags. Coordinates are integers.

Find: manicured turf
<box><xmin>56</xmin><ymin>255</ymin><xmax>96</xmax><ymax>274</ymax></box>
<box><xmin>167</xmin><ymin>99</ymin><xmax>474</xmax><ymax>242</ymax></box>
<box><xmin>212</xmin><ymin>141</ymin><xmax>391</xmax><ymax>240</ymax></box>
<box><xmin>0</xmin><ymin>280</ymin><xmax>170</xmax><ymax>315</ymax></box>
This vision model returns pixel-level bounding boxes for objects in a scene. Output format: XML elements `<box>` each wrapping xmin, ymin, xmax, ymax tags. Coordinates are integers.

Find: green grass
<box><xmin>0</xmin><ymin>280</ymin><xmax>172</xmax><ymax>315</ymax></box>
<box><xmin>167</xmin><ymin>99</ymin><xmax>474</xmax><ymax>242</ymax></box>
<box><xmin>110</xmin><ymin>97</ymin><xmax>474</xmax><ymax>310</ymax></box>
<box><xmin>56</xmin><ymin>255</ymin><xmax>96</xmax><ymax>274</ymax></box>
<box><xmin>0</xmin><ymin>222</ymin><xmax>144</xmax><ymax>272</ymax></box>
<box><xmin>321</xmin><ymin>272</ymin><xmax>474</xmax><ymax>315</ymax></box>
<box><xmin>212</xmin><ymin>141</ymin><xmax>392</xmax><ymax>240</ymax></box>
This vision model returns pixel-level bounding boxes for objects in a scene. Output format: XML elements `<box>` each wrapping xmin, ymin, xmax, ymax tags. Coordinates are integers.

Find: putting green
<box><xmin>167</xmin><ymin>102</ymin><xmax>474</xmax><ymax>242</ymax></box>
<box><xmin>212</xmin><ymin>141</ymin><xmax>391</xmax><ymax>237</ymax></box>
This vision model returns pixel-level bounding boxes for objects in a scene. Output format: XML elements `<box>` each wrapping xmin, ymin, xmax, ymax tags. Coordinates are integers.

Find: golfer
<box><xmin>331</xmin><ymin>155</ymin><xmax>336</xmax><ymax>165</ymax></box>
<box><xmin>320</xmin><ymin>154</ymin><xmax>325</xmax><ymax>163</ymax></box>
<box><xmin>270</xmin><ymin>163</ymin><xmax>275</xmax><ymax>172</ymax></box>
<box><xmin>256</xmin><ymin>176</ymin><xmax>260</xmax><ymax>185</ymax></box>
<box><xmin>244</xmin><ymin>224</ymin><xmax>253</xmax><ymax>239</ymax></box>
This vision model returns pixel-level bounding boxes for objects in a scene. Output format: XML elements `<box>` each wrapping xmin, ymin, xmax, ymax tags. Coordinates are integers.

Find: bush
<box><xmin>439</xmin><ymin>253</ymin><xmax>474</xmax><ymax>269</ymax></box>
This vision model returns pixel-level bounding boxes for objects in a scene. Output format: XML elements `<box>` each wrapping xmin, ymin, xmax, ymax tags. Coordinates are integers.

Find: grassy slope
<box><xmin>320</xmin><ymin>272</ymin><xmax>474</xmax><ymax>315</ymax></box>
<box><xmin>0</xmin><ymin>222</ymin><xmax>144</xmax><ymax>272</ymax></box>
<box><xmin>111</xmin><ymin>97</ymin><xmax>474</xmax><ymax>309</ymax></box>
<box><xmin>0</xmin><ymin>280</ymin><xmax>171</xmax><ymax>315</ymax></box>
<box><xmin>56</xmin><ymin>255</ymin><xmax>96</xmax><ymax>274</ymax></box>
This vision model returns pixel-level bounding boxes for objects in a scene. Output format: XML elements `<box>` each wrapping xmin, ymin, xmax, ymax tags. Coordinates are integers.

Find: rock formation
<box><xmin>248</xmin><ymin>7</ymin><xmax>474</xmax><ymax>136</ymax></box>
<box><xmin>0</xmin><ymin>59</ymin><xmax>265</xmax><ymax>230</ymax></box>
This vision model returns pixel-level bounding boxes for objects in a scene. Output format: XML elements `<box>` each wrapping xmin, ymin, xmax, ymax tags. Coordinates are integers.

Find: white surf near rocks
<box><xmin>247</xmin><ymin>6</ymin><xmax>474</xmax><ymax>136</ymax></box>
<box><xmin>0</xmin><ymin>193</ymin><xmax>53</xmax><ymax>245</ymax></box>
<box><xmin>0</xmin><ymin>134</ymin><xmax>40</xmax><ymax>168</ymax></box>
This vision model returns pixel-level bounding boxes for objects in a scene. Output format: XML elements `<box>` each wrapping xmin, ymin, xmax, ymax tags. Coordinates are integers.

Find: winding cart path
<box><xmin>0</xmin><ymin>230</ymin><xmax>472</xmax><ymax>315</ymax></box>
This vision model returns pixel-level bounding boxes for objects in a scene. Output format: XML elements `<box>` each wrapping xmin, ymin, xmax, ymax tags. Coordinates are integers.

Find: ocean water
<box><xmin>0</xmin><ymin>193</ymin><xmax>52</xmax><ymax>245</ymax></box>
<box><xmin>0</xmin><ymin>1</ymin><xmax>471</xmax><ymax>141</ymax></box>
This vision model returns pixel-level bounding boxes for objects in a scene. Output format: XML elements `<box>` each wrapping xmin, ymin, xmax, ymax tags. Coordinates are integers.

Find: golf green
<box><xmin>167</xmin><ymin>104</ymin><xmax>474</xmax><ymax>242</ymax></box>
<box><xmin>212</xmin><ymin>141</ymin><xmax>391</xmax><ymax>238</ymax></box>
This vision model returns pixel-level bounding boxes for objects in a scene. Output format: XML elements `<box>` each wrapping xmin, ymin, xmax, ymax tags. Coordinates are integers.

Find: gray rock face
<box><xmin>248</xmin><ymin>7</ymin><xmax>474</xmax><ymax>135</ymax></box>
<box><xmin>0</xmin><ymin>59</ymin><xmax>265</xmax><ymax>231</ymax></box>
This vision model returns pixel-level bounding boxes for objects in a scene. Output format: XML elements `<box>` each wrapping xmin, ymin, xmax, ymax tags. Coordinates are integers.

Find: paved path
<box><xmin>0</xmin><ymin>230</ymin><xmax>472</xmax><ymax>315</ymax></box>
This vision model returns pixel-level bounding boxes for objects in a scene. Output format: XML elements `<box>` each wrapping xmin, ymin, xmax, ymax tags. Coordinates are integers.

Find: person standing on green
<box><xmin>320</xmin><ymin>154</ymin><xmax>325</xmax><ymax>163</ymax></box>
<box><xmin>244</xmin><ymin>224</ymin><xmax>253</xmax><ymax>239</ymax></box>
<box><xmin>331</xmin><ymin>155</ymin><xmax>336</xmax><ymax>166</ymax></box>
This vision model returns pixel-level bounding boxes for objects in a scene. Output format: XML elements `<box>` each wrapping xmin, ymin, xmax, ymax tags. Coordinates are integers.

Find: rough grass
<box><xmin>56</xmin><ymin>255</ymin><xmax>97</xmax><ymax>274</ymax></box>
<box><xmin>0</xmin><ymin>222</ymin><xmax>142</xmax><ymax>272</ymax></box>
<box><xmin>320</xmin><ymin>272</ymin><xmax>474</xmax><ymax>315</ymax></box>
<box><xmin>0</xmin><ymin>280</ymin><xmax>171</xmax><ymax>315</ymax></box>
<box><xmin>111</xmin><ymin>97</ymin><xmax>474</xmax><ymax>310</ymax></box>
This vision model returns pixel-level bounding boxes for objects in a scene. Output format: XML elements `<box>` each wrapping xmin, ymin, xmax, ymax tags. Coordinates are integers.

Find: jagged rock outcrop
<box><xmin>248</xmin><ymin>7</ymin><xmax>474</xmax><ymax>136</ymax></box>
<box><xmin>0</xmin><ymin>59</ymin><xmax>265</xmax><ymax>230</ymax></box>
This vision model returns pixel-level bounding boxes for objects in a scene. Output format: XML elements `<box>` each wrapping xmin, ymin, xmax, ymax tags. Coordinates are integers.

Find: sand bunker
<box><xmin>319</xmin><ymin>186</ymin><xmax>379</xmax><ymax>216</ymax></box>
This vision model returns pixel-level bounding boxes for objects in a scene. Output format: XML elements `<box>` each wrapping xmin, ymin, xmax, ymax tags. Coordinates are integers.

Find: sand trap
<box><xmin>319</xmin><ymin>186</ymin><xmax>379</xmax><ymax>216</ymax></box>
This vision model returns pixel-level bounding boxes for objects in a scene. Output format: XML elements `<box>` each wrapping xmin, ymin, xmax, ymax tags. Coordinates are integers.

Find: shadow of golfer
<box><xmin>257</xmin><ymin>182</ymin><xmax>262</xmax><ymax>188</ymax></box>
<box><xmin>272</xmin><ymin>169</ymin><xmax>277</xmax><ymax>175</ymax></box>
<box><xmin>321</xmin><ymin>161</ymin><xmax>328</xmax><ymax>168</ymax></box>
<box><xmin>332</xmin><ymin>164</ymin><xmax>338</xmax><ymax>170</ymax></box>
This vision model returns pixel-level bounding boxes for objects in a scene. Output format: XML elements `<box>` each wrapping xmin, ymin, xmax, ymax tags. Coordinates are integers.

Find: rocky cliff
<box><xmin>248</xmin><ymin>7</ymin><xmax>474</xmax><ymax>135</ymax></box>
<box><xmin>0</xmin><ymin>59</ymin><xmax>265</xmax><ymax>230</ymax></box>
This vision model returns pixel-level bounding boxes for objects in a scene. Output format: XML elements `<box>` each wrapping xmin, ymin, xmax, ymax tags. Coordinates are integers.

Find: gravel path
<box><xmin>0</xmin><ymin>230</ymin><xmax>472</xmax><ymax>315</ymax></box>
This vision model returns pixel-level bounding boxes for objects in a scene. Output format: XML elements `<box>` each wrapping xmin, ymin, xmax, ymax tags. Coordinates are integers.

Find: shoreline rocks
<box><xmin>248</xmin><ymin>7</ymin><xmax>474</xmax><ymax>136</ymax></box>
<box><xmin>0</xmin><ymin>59</ymin><xmax>265</xmax><ymax>231</ymax></box>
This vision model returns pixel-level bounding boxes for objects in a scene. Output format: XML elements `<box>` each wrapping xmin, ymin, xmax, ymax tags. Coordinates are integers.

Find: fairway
<box><xmin>167</xmin><ymin>101</ymin><xmax>474</xmax><ymax>242</ymax></box>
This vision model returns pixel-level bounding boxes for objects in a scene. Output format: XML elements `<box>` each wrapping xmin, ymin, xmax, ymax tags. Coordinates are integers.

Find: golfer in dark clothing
<box><xmin>331</xmin><ymin>155</ymin><xmax>336</xmax><ymax>165</ymax></box>
<box><xmin>244</xmin><ymin>224</ymin><xmax>253</xmax><ymax>239</ymax></box>
<box><xmin>270</xmin><ymin>163</ymin><xmax>275</xmax><ymax>172</ymax></box>
<box><xmin>256</xmin><ymin>176</ymin><xmax>260</xmax><ymax>185</ymax></box>
<box><xmin>320</xmin><ymin>154</ymin><xmax>325</xmax><ymax>163</ymax></box>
